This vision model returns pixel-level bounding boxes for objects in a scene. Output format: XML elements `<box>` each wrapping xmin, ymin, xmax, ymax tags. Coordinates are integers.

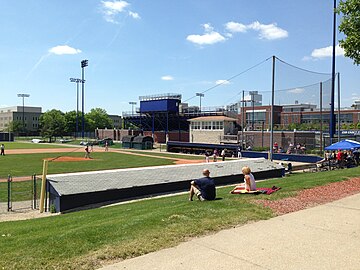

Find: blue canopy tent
<box><xmin>325</xmin><ymin>139</ymin><xmax>360</xmax><ymax>151</ymax></box>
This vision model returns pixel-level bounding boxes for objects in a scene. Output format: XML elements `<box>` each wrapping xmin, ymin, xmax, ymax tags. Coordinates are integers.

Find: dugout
<box><xmin>122</xmin><ymin>135</ymin><xmax>135</xmax><ymax>148</ymax></box>
<box><xmin>132</xmin><ymin>136</ymin><xmax>154</xmax><ymax>150</ymax></box>
<box><xmin>47</xmin><ymin>158</ymin><xmax>284</xmax><ymax>213</ymax></box>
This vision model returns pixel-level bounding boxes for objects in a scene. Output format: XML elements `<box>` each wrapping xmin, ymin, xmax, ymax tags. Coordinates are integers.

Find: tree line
<box><xmin>7</xmin><ymin>108</ymin><xmax>114</xmax><ymax>142</ymax></box>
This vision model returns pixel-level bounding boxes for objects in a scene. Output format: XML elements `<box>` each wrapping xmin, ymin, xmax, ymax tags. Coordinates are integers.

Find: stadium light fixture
<box><xmin>17</xmin><ymin>93</ymin><xmax>30</xmax><ymax>133</ymax></box>
<box><xmin>80</xmin><ymin>60</ymin><xmax>88</xmax><ymax>138</ymax></box>
<box><xmin>129</xmin><ymin>102</ymin><xmax>137</xmax><ymax>115</ymax></box>
<box><xmin>196</xmin><ymin>93</ymin><xmax>204</xmax><ymax>112</ymax></box>
<box><xmin>70</xmin><ymin>78</ymin><xmax>85</xmax><ymax>138</ymax></box>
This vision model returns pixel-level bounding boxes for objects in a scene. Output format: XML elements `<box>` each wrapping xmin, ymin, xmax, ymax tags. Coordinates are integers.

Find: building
<box><xmin>352</xmin><ymin>100</ymin><xmax>360</xmax><ymax>110</ymax></box>
<box><xmin>0</xmin><ymin>106</ymin><xmax>42</xmax><ymax>132</ymax></box>
<box><xmin>108</xmin><ymin>114</ymin><xmax>122</xmax><ymax>129</ymax></box>
<box><xmin>189</xmin><ymin>116</ymin><xmax>238</xmax><ymax>144</ymax></box>
<box><xmin>237</xmin><ymin>105</ymin><xmax>282</xmax><ymax>131</ymax></box>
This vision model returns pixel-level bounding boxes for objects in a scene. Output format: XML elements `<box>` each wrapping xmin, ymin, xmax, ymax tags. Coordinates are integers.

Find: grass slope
<box><xmin>0</xmin><ymin>167</ymin><xmax>359</xmax><ymax>270</ymax></box>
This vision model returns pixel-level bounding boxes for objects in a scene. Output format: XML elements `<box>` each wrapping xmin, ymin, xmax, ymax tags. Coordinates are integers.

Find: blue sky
<box><xmin>0</xmin><ymin>0</ymin><xmax>359</xmax><ymax>115</ymax></box>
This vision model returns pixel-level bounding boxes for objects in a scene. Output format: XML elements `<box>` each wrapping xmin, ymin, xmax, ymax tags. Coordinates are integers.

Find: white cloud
<box><xmin>247</xmin><ymin>21</ymin><xmax>288</xmax><ymax>40</ymax></box>
<box><xmin>161</xmin><ymin>75</ymin><xmax>174</xmax><ymax>81</ymax></box>
<box><xmin>129</xmin><ymin>11</ymin><xmax>140</xmax><ymax>19</ymax></box>
<box><xmin>311</xmin><ymin>44</ymin><xmax>345</xmax><ymax>58</ymax></box>
<box><xmin>186</xmin><ymin>23</ymin><xmax>226</xmax><ymax>45</ymax></box>
<box><xmin>215</xmin><ymin>79</ymin><xmax>230</xmax><ymax>85</ymax></box>
<box><xmin>101</xmin><ymin>1</ymin><xmax>140</xmax><ymax>23</ymax></box>
<box><xmin>225</xmin><ymin>21</ymin><xmax>247</xmax><ymax>33</ymax></box>
<box><xmin>225</xmin><ymin>21</ymin><xmax>288</xmax><ymax>40</ymax></box>
<box><xmin>48</xmin><ymin>45</ymin><xmax>81</xmax><ymax>55</ymax></box>
<box><xmin>287</xmin><ymin>88</ymin><xmax>305</xmax><ymax>94</ymax></box>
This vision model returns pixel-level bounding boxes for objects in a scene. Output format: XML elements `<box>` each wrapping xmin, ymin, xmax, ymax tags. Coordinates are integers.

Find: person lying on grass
<box><xmin>230</xmin><ymin>166</ymin><xmax>256</xmax><ymax>193</ymax></box>
<box><xmin>189</xmin><ymin>169</ymin><xmax>216</xmax><ymax>201</ymax></box>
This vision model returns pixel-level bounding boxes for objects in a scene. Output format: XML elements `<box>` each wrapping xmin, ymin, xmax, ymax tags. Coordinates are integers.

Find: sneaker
<box><xmin>197</xmin><ymin>194</ymin><xmax>205</xmax><ymax>201</ymax></box>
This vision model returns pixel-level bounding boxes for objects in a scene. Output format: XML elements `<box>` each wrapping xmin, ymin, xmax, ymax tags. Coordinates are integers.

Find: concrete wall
<box><xmin>190</xmin><ymin>130</ymin><xmax>223</xmax><ymax>144</ymax></box>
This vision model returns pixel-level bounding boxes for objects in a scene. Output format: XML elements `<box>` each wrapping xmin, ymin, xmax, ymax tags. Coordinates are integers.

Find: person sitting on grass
<box><xmin>189</xmin><ymin>169</ymin><xmax>216</xmax><ymax>201</ymax></box>
<box><xmin>231</xmin><ymin>166</ymin><xmax>256</xmax><ymax>193</ymax></box>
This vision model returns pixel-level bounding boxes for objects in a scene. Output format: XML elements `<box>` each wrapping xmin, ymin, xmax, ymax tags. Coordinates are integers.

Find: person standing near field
<box><xmin>84</xmin><ymin>145</ymin><xmax>91</xmax><ymax>159</ymax></box>
<box><xmin>105</xmin><ymin>141</ymin><xmax>109</xmax><ymax>151</ymax></box>
<box><xmin>0</xmin><ymin>144</ymin><xmax>5</xmax><ymax>155</ymax></box>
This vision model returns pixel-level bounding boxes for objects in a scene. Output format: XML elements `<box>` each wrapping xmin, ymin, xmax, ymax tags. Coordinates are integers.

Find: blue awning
<box><xmin>325</xmin><ymin>139</ymin><xmax>360</xmax><ymax>151</ymax></box>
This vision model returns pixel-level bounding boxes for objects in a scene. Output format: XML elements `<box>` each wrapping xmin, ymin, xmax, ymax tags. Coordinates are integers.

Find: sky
<box><xmin>0</xmin><ymin>0</ymin><xmax>359</xmax><ymax>115</ymax></box>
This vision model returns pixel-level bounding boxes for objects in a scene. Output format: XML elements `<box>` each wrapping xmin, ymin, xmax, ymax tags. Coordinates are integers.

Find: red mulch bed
<box><xmin>255</xmin><ymin>177</ymin><xmax>360</xmax><ymax>215</ymax></box>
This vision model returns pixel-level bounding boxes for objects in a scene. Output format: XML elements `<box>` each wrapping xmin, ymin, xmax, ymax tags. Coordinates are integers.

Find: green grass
<box><xmin>0</xmin><ymin>166</ymin><xmax>359</xmax><ymax>270</ymax></box>
<box><xmin>2</xmin><ymin>141</ymin><xmax>70</xmax><ymax>149</ymax></box>
<box><xmin>0</xmin><ymin>152</ymin><xmax>175</xmax><ymax>179</ymax></box>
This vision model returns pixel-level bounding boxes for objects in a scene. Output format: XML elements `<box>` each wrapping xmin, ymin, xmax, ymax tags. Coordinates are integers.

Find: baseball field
<box><xmin>0</xmin><ymin>141</ymin><xmax>359</xmax><ymax>270</ymax></box>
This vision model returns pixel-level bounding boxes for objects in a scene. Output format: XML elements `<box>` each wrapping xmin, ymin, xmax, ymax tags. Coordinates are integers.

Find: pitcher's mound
<box><xmin>45</xmin><ymin>156</ymin><xmax>95</xmax><ymax>162</ymax></box>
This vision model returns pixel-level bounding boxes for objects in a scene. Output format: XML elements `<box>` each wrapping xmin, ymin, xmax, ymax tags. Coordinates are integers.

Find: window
<box><xmin>191</xmin><ymin>122</ymin><xmax>200</xmax><ymax>130</ymax></box>
<box><xmin>202</xmin><ymin>121</ymin><xmax>211</xmax><ymax>130</ymax></box>
<box><xmin>212</xmin><ymin>121</ymin><xmax>223</xmax><ymax>130</ymax></box>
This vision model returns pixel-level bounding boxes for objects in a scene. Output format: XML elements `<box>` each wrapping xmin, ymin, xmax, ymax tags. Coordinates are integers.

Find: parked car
<box><xmin>79</xmin><ymin>141</ymin><xmax>90</xmax><ymax>146</ymax></box>
<box><xmin>59</xmin><ymin>139</ymin><xmax>72</xmax><ymax>143</ymax></box>
<box><xmin>31</xmin><ymin>138</ymin><xmax>45</xmax><ymax>143</ymax></box>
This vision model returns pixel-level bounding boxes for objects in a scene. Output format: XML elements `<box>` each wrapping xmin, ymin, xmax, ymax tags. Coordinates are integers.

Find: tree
<box><xmin>337</xmin><ymin>0</ymin><xmax>360</xmax><ymax>65</ymax></box>
<box><xmin>64</xmin><ymin>110</ymin><xmax>77</xmax><ymax>134</ymax></box>
<box><xmin>85</xmin><ymin>108</ymin><xmax>113</xmax><ymax>131</ymax></box>
<box><xmin>39</xmin><ymin>109</ymin><xmax>66</xmax><ymax>142</ymax></box>
<box><xmin>4</xmin><ymin>120</ymin><xmax>22</xmax><ymax>134</ymax></box>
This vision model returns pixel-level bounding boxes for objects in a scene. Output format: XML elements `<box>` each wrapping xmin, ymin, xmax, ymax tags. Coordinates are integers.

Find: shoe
<box><xmin>197</xmin><ymin>194</ymin><xmax>205</xmax><ymax>201</ymax></box>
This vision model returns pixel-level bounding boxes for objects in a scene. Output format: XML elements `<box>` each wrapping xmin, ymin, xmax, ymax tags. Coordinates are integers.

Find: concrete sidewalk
<box><xmin>101</xmin><ymin>193</ymin><xmax>360</xmax><ymax>270</ymax></box>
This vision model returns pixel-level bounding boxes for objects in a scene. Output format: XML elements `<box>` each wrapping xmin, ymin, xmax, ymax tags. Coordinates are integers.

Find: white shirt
<box><xmin>244</xmin><ymin>173</ymin><xmax>256</xmax><ymax>191</ymax></box>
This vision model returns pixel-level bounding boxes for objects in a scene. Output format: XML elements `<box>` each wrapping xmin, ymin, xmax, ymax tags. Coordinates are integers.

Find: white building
<box><xmin>189</xmin><ymin>116</ymin><xmax>238</xmax><ymax>144</ymax></box>
<box><xmin>0</xmin><ymin>106</ymin><xmax>42</xmax><ymax>132</ymax></box>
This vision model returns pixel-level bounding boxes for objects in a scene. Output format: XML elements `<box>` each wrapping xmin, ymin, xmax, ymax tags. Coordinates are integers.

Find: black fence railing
<box><xmin>3</xmin><ymin>174</ymin><xmax>46</xmax><ymax>212</ymax></box>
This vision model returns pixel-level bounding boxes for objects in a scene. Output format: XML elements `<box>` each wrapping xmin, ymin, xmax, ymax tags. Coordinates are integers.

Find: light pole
<box><xmin>129</xmin><ymin>102</ymin><xmax>137</xmax><ymax>115</ymax></box>
<box><xmin>17</xmin><ymin>93</ymin><xmax>30</xmax><ymax>133</ymax></box>
<box><xmin>70</xmin><ymin>78</ymin><xmax>85</xmax><ymax>138</ymax></box>
<box><xmin>81</xmin><ymin>60</ymin><xmax>88</xmax><ymax>139</ymax></box>
<box><xmin>196</xmin><ymin>93</ymin><xmax>204</xmax><ymax>112</ymax></box>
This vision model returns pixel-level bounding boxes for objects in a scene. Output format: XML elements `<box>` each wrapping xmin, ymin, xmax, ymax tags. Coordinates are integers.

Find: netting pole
<box><xmin>7</xmin><ymin>175</ymin><xmax>12</xmax><ymax>212</ymax></box>
<box><xmin>32</xmin><ymin>174</ymin><xmax>37</xmax><ymax>209</ymax></box>
<box><xmin>39</xmin><ymin>160</ymin><xmax>49</xmax><ymax>213</ymax></box>
<box><xmin>270</xmin><ymin>55</ymin><xmax>276</xmax><ymax>161</ymax></box>
<box><xmin>337</xmin><ymin>72</ymin><xmax>341</xmax><ymax>142</ymax></box>
<box><xmin>320</xmin><ymin>82</ymin><xmax>323</xmax><ymax>153</ymax></box>
<box><xmin>329</xmin><ymin>0</ymin><xmax>337</xmax><ymax>143</ymax></box>
<box><xmin>241</xmin><ymin>90</ymin><xmax>245</xmax><ymax>148</ymax></box>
